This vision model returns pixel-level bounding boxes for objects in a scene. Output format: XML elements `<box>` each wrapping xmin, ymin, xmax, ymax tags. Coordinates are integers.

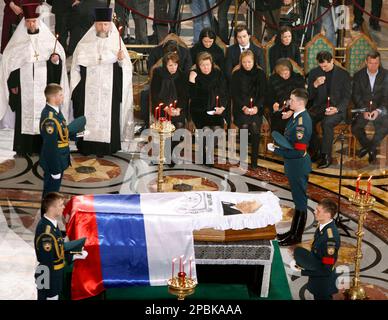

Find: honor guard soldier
<box><xmin>34</xmin><ymin>192</ymin><xmax>87</xmax><ymax>300</ymax></box>
<box><xmin>267</xmin><ymin>88</ymin><xmax>312</xmax><ymax>246</ymax></box>
<box><xmin>39</xmin><ymin>84</ymin><xmax>86</xmax><ymax>205</ymax></box>
<box><xmin>294</xmin><ymin>198</ymin><xmax>341</xmax><ymax>300</ymax></box>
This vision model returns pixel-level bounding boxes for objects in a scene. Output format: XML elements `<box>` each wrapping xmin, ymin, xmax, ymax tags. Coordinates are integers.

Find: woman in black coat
<box><xmin>267</xmin><ymin>58</ymin><xmax>305</xmax><ymax>134</ymax></box>
<box><xmin>231</xmin><ymin>49</ymin><xmax>267</xmax><ymax>169</ymax></box>
<box><xmin>189</xmin><ymin>51</ymin><xmax>228</xmax><ymax>164</ymax></box>
<box><xmin>190</xmin><ymin>28</ymin><xmax>225</xmax><ymax>72</ymax></box>
<box><xmin>151</xmin><ymin>52</ymin><xmax>188</xmax><ymax>166</ymax></box>
<box><xmin>269</xmin><ymin>26</ymin><xmax>302</xmax><ymax>73</ymax></box>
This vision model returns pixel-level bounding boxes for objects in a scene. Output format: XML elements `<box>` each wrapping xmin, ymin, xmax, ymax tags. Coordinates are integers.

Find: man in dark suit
<box><xmin>307</xmin><ymin>51</ymin><xmax>351</xmax><ymax>169</ymax></box>
<box><xmin>46</xmin><ymin>0</ymin><xmax>73</xmax><ymax>53</ymax></box>
<box><xmin>225</xmin><ymin>23</ymin><xmax>265</xmax><ymax>80</ymax></box>
<box><xmin>294</xmin><ymin>198</ymin><xmax>341</xmax><ymax>300</ymax></box>
<box><xmin>351</xmin><ymin>51</ymin><xmax>388</xmax><ymax>163</ymax></box>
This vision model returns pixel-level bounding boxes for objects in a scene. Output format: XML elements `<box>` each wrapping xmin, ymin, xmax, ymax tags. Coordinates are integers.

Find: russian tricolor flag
<box><xmin>64</xmin><ymin>194</ymin><xmax>196</xmax><ymax>300</ymax></box>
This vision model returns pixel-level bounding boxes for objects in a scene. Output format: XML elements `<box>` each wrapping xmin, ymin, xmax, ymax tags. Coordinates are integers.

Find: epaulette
<box><xmin>45</xmin><ymin>225</ymin><xmax>51</xmax><ymax>234</ymax></box>
<box><xmin>327</xmin><ymin>228</ymin><xmax>333</xmax><ymax>239</ymax></box>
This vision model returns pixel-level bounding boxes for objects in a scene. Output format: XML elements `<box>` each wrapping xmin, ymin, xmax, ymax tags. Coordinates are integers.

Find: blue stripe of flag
<box><xmin>94</xmin><ymin>194</ymin><xmax>150</xmax><ymax>287</ymax></box>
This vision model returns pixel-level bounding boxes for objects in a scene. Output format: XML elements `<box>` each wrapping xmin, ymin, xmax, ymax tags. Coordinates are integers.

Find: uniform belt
<box><xmin>58</xmin><ymin>142</ymin><xmax>69</xmax><ymax>148</ymax></box>
<box><xmin>53</xmin><ymin>262</ymin><xmax>65</xmax><ymax>270</ymax></box>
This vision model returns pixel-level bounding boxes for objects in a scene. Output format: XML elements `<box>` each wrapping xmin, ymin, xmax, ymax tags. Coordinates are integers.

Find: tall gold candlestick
<box><xmin>150</xmin><ymin>119</ymin><xmax>175</xmax><ymax>192</ymax></box>
<box><xmin>345</xmin><ymin>191</ymin><xmax>375</xmax><ymax>300</ymax></box>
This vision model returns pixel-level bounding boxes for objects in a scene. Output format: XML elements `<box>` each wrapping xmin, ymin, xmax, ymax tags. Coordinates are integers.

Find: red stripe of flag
<box><xmin>65</xmin><ymin>195</ymin><xmax>105</xmax><ymax>300</ymax></box>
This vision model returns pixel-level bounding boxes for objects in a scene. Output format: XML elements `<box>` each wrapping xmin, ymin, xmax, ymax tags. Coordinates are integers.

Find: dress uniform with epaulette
<box><xmin>273</xmin><ymin>110</ymin><xmax>313</xmax><ymax>246</ymax></box>
<box><xmin>34</xmin><ymin>215</ymin><xmax>86</xmax><ymax>300</ymax></box>
<box><xmin>34</xmin><ymin>216</ymin><xmax>66</xmax><ymax>300</ymax></box>
<box><xmin>294</xmin><ymin>220</ymin><xmax>341</xmax><ymax>300</ymax></box>
<box><xmin>39</xmin><ymin>105</ymin><xmax>70</xmax><ymax>198</ymax></box>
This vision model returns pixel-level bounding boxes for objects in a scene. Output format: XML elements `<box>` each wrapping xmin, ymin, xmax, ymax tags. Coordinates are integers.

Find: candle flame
<box><xmin>172</xmin><ymin>258</ymin><xmax>177</xmax><ymax>262</ymax></box>
<box><xmin>368</xmin><ymin>175</ymin><xmax>372</xmax><ymax>181</ymax></box>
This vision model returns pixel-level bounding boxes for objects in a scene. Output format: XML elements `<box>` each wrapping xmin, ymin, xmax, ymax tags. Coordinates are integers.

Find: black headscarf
<box><xmin>157</xmin><ymin>66</ymin><xmax>179</xmax><ymax>105</ymax></box>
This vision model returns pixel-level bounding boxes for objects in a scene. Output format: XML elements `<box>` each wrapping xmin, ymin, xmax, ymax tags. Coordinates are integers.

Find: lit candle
<box><xmin>173</xmin><ymin>100</ymin><xmax>177</xmax><ymax>108</ymax></box>
<box><xmin>327</xmin><ymin>96</ymin><xmax>330</xmax><ymax>109</ymax></box>
<box><xmin>118</xmin><ymin>26</ymin><xmax>123</xmax><ymax>51</ymax></box>
<box><xmin>356</xmin><ymin>174</ymin><xmax>362</xmax><ymax>194</ymax></box>
<box><xmin>283</xmin><ymin>100</ymin><xmax>287</xmax><ymax>110</ymax></box>
<box><xmin>169</xmin><ymin>103</ymin><xmax>173</xmax><ymax>121</ymax></box>
<box><xmin>182</xmin><ymin>260</ymin><xmax>186</xmax><ymax>274</ymax></box>
<box><xmin>216</xmin><ymin>95</ymin><xmax>219</xmax><ymax>109</ymax></box>
<box><xmin>172</xmin><ymin>258</ymin><xmax>177</xmax><ymax>278</ymax></box>
<box><xmin>158</xmin><ymin>103</ymin><xmax>163</xmax><ymax>120</ymax></box>
<box><xmin>179</xmin><ymin>255</ymin><xmax>184</xmax><ymax>273</ymax></box>
<box><xmin>154</xmin><ymin>106</ymin><xmax>159</xmax><ymax>120</ymax></box>
<box><xmin>53</xmin><ymin>34</ymin><xmax>59</xmax><ymax>54</ymax></box>
<box><xmin>367</xmin><ymin>175</ymin><xmax>372</xmax><ymax>196</ymax></box>
<box><xmin>189</xmin><ymin>256</ymin><xmax>193</xmax><ymax>279</ymax></box>
<box><xmin>369</xmin><ymin>100</ymin><xmax>373</xmax><ymax>112</ymax></box>
<box><xmin>250</xmin><ymin>97</ymin><xmax>253</xmax><ymax>109</ymax></box>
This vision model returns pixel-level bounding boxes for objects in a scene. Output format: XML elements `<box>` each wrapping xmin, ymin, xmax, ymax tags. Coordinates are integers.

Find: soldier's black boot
<box><xmin>279</xmin><ymin>210</ymin><xmax>307</xmax><ymax>246</ymax></box>
<box><xmin>277</xmin><ymin>210</ymin><xmax>300</xmax><ymax>241</ymax></box>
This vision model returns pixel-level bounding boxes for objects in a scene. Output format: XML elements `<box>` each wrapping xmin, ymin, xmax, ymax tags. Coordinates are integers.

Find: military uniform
<box><xmin>274</xmin><ymin>110</ymin><xmax>312</xmax><ymax>211</ymax></box>
<box><xmin>294</xmin><ymin>220</ymin><xmax>341</xmax><ymax>300</ymax></box>
<box><xmin>39</xmin><ymin>105</ymin><xmax>70</xmax><ymax>198</ymax></box>
<box><xmin>34</xmin><ymin>216</ymin><xmax>86</xmax><ymax>300</ymax></box>
<box><xmin>34</xmin><ymin>216</ymin><xmax>66</xmax><ymax>300</ymax></box>
<box><xmin>273</xmin><ymin>110</ymin><xmax>313</xmax><ymax>246</ymax></box>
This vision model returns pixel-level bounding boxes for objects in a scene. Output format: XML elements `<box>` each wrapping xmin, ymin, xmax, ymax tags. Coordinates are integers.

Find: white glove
<box><xmin>73</xmin><ymin>250</ymin><xmax>88</xmax><ymax>261</ymax></box>
<box><xmin>76</xmin><ymin>130</ymin><xmax>90</xmax><ymax>138</ymax></box>
<box><xmin>51</xmin><ymin>173</ymin><xmax>61</xmax><ymax>180</ymax></box>
<box><xmin>267</xmin><ymin>143</ymin><xmax>275</xmax><ymax>152</ymax></box>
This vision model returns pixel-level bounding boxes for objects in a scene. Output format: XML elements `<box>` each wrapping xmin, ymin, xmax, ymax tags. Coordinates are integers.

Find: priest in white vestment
<box><xmin>0</xmin><ymin>2</ymin><xmax>69</xmax><ymax>156</ymax></box>
<box><xmin>70</xmin><ymin>7</ymin><xmax>133</xmax><ymax>157</ymax></box>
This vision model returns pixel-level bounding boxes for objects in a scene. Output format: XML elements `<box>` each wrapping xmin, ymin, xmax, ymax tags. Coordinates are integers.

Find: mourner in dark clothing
<box><xmin>147</xmin><ymin>39</ymin><xmax>192</xmax><ymax>73</ymax></box>
<box><xmin>231</xmin><ymin>50</ymin><xmax>267</xmax><ymax>169</ymax></box>
<box><xmin>151</xmin><ymin>52</ymin><xmax>189</xmax><ymax>166</ymax></box>
<box><xmin>189</xmin><ymin>52</ymin><xmax>228</xmax><ymax>164</ymax></box>
<box><xmin>1</xmin><ymin>0</ymin><xmax>23</xmax><ymax>53</ymax></box>
<box><xmin>267</xmin><ymin>58</ymin><xmax>305</xmax><ymax>134</ymax></box>
<box><xmin>190</xmin><ymin>28</ymin><xmax>225</xmax><ymax>72</ymax></box>
<box><xmin>269</xmin><ymin>26</ymin><xmax>302</xmax><ymax>73</ymax></box>
<box><xmin>225</xmin><ymin>23</ymin><xmax>265</xmax><ymax>80</ymax></box>
<box><xmin>351</xmin><ymin>51</ymin><xmax>388</xmax><ymax>163</ymax></box>
<box><xmin>307</xmin><ymin>51</ymin><xmax>351</xmax><ymax>169</ymax></box>
<box><xmin>137</xmin><ymin>39</ymin><xmax>192</xmax><ymax>135</ymax></box>
<box><xmin>46</xmin><ymin>0</ymin><xmax>73</xmax><ymax>53</ymax></box>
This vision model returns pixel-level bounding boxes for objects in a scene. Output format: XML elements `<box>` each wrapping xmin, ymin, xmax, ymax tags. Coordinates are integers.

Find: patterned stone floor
<box><xmin>0</xmin><ymin>129</ymin><xmax>387</xmax><ymax>300</ymax></box>
<box><xmin>0</xmin><ymin>0</ymin><xmax>387</xmax><ymax>301</ymax></box>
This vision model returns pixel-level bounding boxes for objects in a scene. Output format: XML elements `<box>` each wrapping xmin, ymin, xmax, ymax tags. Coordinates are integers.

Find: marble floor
<box><xmin>0</xmin><ymin>128</ymin><xmax>387</xmax><ymax>300</ymax></box>
<box><xmin>0</xmin><ymin>0</ymin><xmax>387</xmax><ymax>301</ymax></box>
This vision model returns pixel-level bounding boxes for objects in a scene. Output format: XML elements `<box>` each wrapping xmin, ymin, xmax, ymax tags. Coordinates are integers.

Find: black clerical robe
<box><xmin>71</xmin><ymin>62</ymin><xmax>123</xmax><ymax>156</ymax></box>
<box><xmin>7</xmin><ymin>60</ymin><xmax>62</xmax><ymax>154</ymax></box>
